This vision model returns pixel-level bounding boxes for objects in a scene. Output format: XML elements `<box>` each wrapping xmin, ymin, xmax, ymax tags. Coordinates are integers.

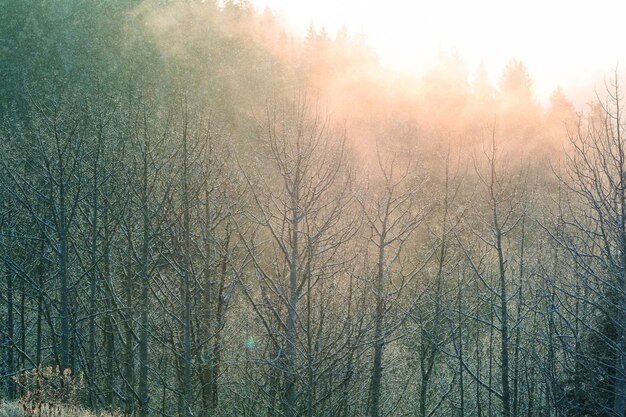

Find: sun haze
<box><xmin>7</xmin><ymin>1</ymin><xmax>626</xmax><ymax>417</ymax></box>
<box><xmin>252</xmin><ymin>0</ymin><xmax>625</xmax><ymax>104</ymax></box>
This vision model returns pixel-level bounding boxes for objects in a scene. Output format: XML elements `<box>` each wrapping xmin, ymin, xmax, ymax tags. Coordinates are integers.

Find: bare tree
<box><xmin>360</xmin><ymin>143</ymin><xmax>425</xmax><ymax>417</ymax></box>
<box><xmin>459</xmin><ymin>129</ymin><xmax>528</xmax><ymax>417</ymax></box>
<box><xmin>1</xmin><ymin>95</ymin><xmax>88</xmax><ymax>373</ymax></box>
<box><xmin>240</xmin><ymin>94</ymin><xmax>353</xmax><ymax>417</ymax></box>
<box><xmin>557</xmin><ymin>75</ymin><xmax>626</xmax><ymax>416</ymax></box>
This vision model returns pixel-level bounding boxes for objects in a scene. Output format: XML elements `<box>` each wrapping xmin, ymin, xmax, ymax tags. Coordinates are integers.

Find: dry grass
<box><xmin>0</xmin><ymin>401</ymin><xmax>119</xmax><ymax>417</ymax></box>
<box><xmin>6</xmin><ymin>366</ymin><xmax>120</xmax><ymax>417</ymax></box>
<box><xmin>0</xmin><ymin>401</ymin><xmax>25</xmax><ymax>417</ymax></box>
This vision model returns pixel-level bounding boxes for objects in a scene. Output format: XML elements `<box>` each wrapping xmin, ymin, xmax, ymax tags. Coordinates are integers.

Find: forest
<box><xmin>1</xmin><ymin>1</ymin><xmax>625</xmax><ymax>416</ymax></box>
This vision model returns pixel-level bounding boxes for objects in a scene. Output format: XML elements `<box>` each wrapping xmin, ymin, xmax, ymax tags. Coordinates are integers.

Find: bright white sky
<box><xmin>251</xmin><ymin>0</ymin><xmax>626</xmax><ymax>106</ymax></box>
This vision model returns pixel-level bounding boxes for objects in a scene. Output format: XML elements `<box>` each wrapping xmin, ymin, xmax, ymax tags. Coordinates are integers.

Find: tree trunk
<box><xmin>370</xmin><ymin>234</ymin><xmax>386</xmax><ymax>417</ymax></box>
<box><xmin>5</xmin><ymin>262</ymin><xmax>15</xmax><ymax>400</ymax></box>
<box><xmin>496</xmin><ymin>228</ymin><xmax>511</xmax><ymax>417</ymax></box>
<box><xmin>59</xmin><ymin>181</ymin><xmax>71</xmax><ymax>372</ymax></box>
<box><xmin>138</xmin><ymin>141</ymin><xmax>150</xmax><ymax>417</ymax></box>
<box><xmin>181</xmin><ymin>108</ymin><xmax>194</xmax><ymax>417</ymax></box>
<box><xmin>102</xmin><ymin>205</ymin><xmax>115</xmax><ymax>408</ymax></box>
<box><xmin>124</xmin><ymin>249</ymin><xmax>135</xmax><ymax>415</ymax></box>
<box><xmin>284</xmin><ymin>201</ymin><xmax>299</xmax><ymax>417</ymax></box>
<box><xmin>87</xmin><ymin>166</ymin><xmax>99</xmax><ymax>408</ymax></box>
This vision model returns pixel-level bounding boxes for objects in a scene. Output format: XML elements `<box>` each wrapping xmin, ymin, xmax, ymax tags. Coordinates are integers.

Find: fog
<box><xmin>1</xmin><ymin>2</ymin><xmax>626</xmax><ymax>417</ymax></box>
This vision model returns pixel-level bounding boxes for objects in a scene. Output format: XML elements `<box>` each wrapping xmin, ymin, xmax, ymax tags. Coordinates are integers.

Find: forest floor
<box><xmin>0</xmin><ymin>401</ymin><xmax>120</xmax><ymax>417</ymax></box>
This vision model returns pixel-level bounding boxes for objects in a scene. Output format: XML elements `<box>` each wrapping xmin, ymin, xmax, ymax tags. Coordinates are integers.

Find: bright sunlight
<box><xmin>253</xmin><ymin>0</ymin><xmax>626</xmax><ymax>103</ymax></box>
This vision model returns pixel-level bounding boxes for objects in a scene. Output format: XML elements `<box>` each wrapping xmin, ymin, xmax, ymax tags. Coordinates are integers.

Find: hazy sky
<box><xmin>251</xmin><ymin>0</ymin><xmax>625</xmax><ymax>105</ymax></box>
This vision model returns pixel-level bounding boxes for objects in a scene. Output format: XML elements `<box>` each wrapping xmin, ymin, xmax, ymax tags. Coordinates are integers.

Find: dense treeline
<box><xmin>1</xmin><ymin>1</ymin><xmax>625</xmax><ymax>417</ymax></box>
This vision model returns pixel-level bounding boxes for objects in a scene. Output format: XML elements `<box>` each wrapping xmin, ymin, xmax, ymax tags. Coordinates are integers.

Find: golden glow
<box><xmin>252</xmin><ymin>0</ymin><xmax>625</xmax><ymax>103</ymax></box>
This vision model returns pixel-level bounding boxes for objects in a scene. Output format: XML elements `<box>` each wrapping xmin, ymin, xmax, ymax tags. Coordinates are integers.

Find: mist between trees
<box><xmin>1</xmin><ymin>1</ymin><xmax>625</xmax><ymax>417</ymax></box>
